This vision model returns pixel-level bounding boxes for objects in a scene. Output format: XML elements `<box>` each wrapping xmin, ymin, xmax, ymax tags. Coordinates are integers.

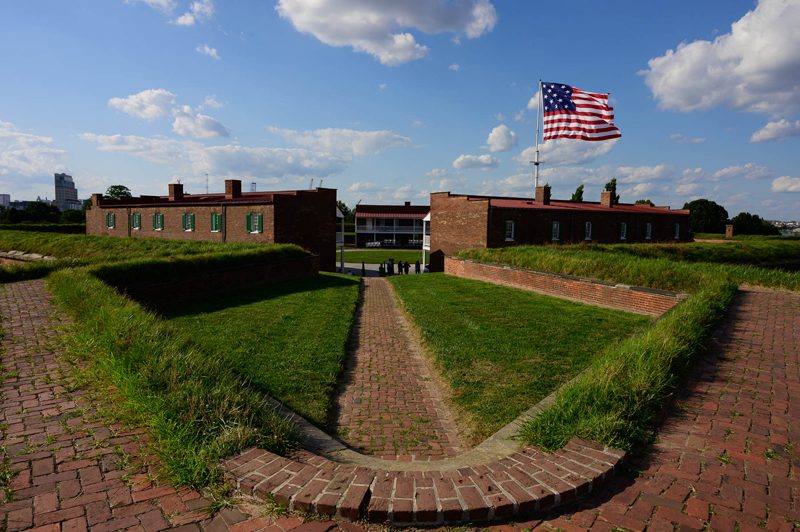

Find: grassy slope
<box><xmin>453</xmin><ymin>244</ymin><xmax>798</xmax><ymax>451</ymax></box>
<box><xmin>162</xmin><ymin>273</ymin><xmax>361</xmax><ymax>427</ymax></box>
<box><xmin>389</xmin><ymin>274</ymin><xmax>651</xmax><ymax>444</ymax></box>
<box><xmin>46</xmin><ymin>268</ymin><xmax>300</xmax><ymax>487</ymax></box>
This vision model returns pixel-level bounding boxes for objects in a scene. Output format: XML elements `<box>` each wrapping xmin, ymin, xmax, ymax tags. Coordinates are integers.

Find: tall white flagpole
<box><xmin>535</xmin><ymin>79</ymin><xmax>542</xmax><ymax>188</ymax></box>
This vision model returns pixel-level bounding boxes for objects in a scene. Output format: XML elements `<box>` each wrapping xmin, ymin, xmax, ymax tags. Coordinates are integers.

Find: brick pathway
<box><xmin>332</xmin><ymin>278</ymin><xmax>462</xmax><ymax>459</ymax></box>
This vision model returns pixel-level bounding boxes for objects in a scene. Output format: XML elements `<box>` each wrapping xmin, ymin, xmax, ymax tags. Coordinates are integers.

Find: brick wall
<box><xmin>119</xmin><ymin>254</ymin><xmax>320</xmax><ymax>309</ymax></box>
<box><xmin>489</xmin><ymin>209</ymin><xmax>690</xmax><ymax>247</ymax></box>
<box><xmin>445</xmin><ymin>255</ymin><xmax>684</xmax><ymax>316</ymax></box>
<box><xmin>429</xmin><ymin>193</ymin><xmax>490</xmax><ymax>272</ymax></box>
<box><xmin>86</xmin><ymin>186</ymin><xmax>337</xmax><ymax>272</ymax></box>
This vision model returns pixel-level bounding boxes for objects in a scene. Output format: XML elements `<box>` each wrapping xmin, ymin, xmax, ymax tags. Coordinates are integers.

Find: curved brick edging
<box><xmin>445</xmin><ymin>255</ymin><xmax>687</xmax><ymax>316</ymax></box>
<box><xmin>221</xmin><ymin>438</ymin><xmax>625</xmax><ymax>526</ymax></box>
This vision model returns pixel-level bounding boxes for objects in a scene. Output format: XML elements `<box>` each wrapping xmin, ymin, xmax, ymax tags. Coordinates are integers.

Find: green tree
<box><xmin>682</xmin><ymin>199</ymin><xmax>729</xmax><ymax>234</ymax></box>
<box><xmin>337</xmin><ymin>200</ymin><xmax>355</xmax><ymax>224</ymax></box>
<box><xmin>82</xmin><ymin>198</ymin><xmax>93</xmax><ymax>212</ymax></box>
<box><xmin>729</xmin><ymin>212</ymin><xmax>781</xmax><ymax>235</ymax></box>
<box><xmin>571</xmin><ymin>185</ymin><xmax>584</xmax><ymax>202</ymax></box>
<box><xmin>635</xmin><ymin>199</ymin><xmax>655</xmax><ymax>206</ymax></box>
<box><xmin>104</xmin><ymin>185</ymin><xmax>133</xmax><ymax>200</ymax></box>
<box><xmin>603</xmin><ymin>179</ymin><xmax>620</xmax><ymax>204</ymax></box>
<box><xmin>24</xmin><ymin>201</ymin><xmax>60</xmax><ymax>223</ymax></box>
<box><xmin>60</xmin><ymin>209</ymin><xmax>86</xmax><ymax>224</ymax></box>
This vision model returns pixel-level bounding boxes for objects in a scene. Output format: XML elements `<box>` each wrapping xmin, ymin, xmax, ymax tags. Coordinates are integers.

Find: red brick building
<box><xmin>86</xmin><ymin>179</ymin><xmax>339</xmax><ymax>272</ymax></box>
<box><xmin>425</xmin><ymin>186</ymin><xmax>691</xmax><ymax>271</ymax></box>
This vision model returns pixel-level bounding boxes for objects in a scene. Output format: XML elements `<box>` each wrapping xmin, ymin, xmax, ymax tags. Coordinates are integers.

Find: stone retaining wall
<box><xmin>445</xmin><ymin>255</ymin><xmax>685</xmax><ymax>316</ymax></box>
<box><xmin>222</xmin><ymin>437</ymin><xmax>624</xmax><ymax>527</ymax></box>
<box><xmin>118</xmin><ymin>254</ymin><xmax>319</xmax><ymax>308</ymax></box>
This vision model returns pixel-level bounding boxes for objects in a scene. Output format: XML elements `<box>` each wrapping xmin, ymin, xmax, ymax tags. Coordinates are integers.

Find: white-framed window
<box><xmin>584</xmin><ymin>221</ymin><xmax>594</xmax><ymax>241</ymax></box>
<box><xmin>504</xmin><ymin>219</ymin><xmax>517</xmax><ymax>241</ymax></box>
<box><xmin>674</xmin><ymin>222</ymin><xmax>681</xmax><ymax>239</ymax></box>
<box><xmin>645</xmin><ymin>223</ymin><xmax>653</xmax><ymax>240</ymax></box>
<box><xmin>105</xmin><ymin>212</ymin><xmax>115</xmax><ymax>229</ymax></box>
<box><xmin>131</xmin><ymin>213</ymin><xmax>141</xmax><ymax>230</ymax></box>
<box><xmin>153</xmin><ymin>213</ymin><xmax>164</xmax><ymax>231</ymax></box>
<box><xmin>182</xmin><ymin>213</ymin><xmax>195</xmax><ymax>232</ymax></box>
<box><xmin>211</xmin><ymin>213</ymin><xmax>222</xmax><ymax>232</ymax></box>
<box><xmin>619</xmin><ymin>222</ymin><xmax>628</xmax><ymax>241</ymax></box>
<box><xmin>550</xmin><ymin>221</ymin><xmax>560</xmax><ymax>241</ymax></box>
<box><xmin>246</xmin><ymin>212</ymin><xmax>263</xmax><ymax>234</ymax></box>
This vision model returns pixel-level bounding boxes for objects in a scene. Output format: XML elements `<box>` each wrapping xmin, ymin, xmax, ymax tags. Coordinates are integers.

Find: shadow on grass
<box><xmin>158</xmin><ymin>272</ymin><xmax>360</xmax><ymax>319</ymax></box>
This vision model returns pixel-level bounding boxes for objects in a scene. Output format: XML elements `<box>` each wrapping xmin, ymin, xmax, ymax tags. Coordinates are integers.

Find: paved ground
<box><xmin>331</xmin><ymin>278</ymin><xmax>463</xmax><ymax>459</ymax></box>
<box><xmin>3</xmin><ymin>280</ymin><xmax>800</xmax><ymax>531</ymax></box>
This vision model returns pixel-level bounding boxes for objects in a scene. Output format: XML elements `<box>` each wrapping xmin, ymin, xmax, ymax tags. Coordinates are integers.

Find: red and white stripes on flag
<box><xmin>541</xmin><ymin>82</ymin><xmax>621</xmax><ymax>142</ymax></box>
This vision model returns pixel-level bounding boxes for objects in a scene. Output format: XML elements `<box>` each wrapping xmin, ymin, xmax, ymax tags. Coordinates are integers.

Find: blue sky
<box><xmin>2</xmin><ymin>0</ymin><xmax>799</xmax><ymax>220</ymax></box>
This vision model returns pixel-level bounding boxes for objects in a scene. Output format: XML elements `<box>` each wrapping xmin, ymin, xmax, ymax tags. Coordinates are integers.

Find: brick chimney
<box><xmin>225</xmin><ymin>179</ymin><xmax>242</xmax><ymax>199</ymax></box>
<box><xmin>404</xmin><ymin>201</ymin><xmax>411</xmax><ymax>207</ymax></box>
<box><xmin>535</xmin><ymin>186</ymin><xmax>551</xmax><ymax>205</ymax></box>
<box><xmin>168</xmin><ymin>183</ymin><xmax>184</xmax><ymax>202</ymax></box>
<box><xmin>601</xmin><ymin>191</ymin><xmax>613</xmax><ymax>208</ymax></box>
<box><xmin>90</xmin><ymin>193</ymin><xmax>103</xmax><ymax>208</ymax></box>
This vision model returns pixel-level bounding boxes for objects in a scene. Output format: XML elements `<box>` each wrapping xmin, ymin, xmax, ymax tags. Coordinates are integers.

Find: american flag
<box><xmin>541</xmin><ymin>82</ymin><xmax>621</xmax><ymax>141</ymax></box>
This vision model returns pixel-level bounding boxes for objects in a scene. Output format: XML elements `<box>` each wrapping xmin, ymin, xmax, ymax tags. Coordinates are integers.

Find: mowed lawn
<box><xmin>161</xmin><ymin>273</ymin><xmax>361</xmax><ymax>427</ymax></box>
<box><xmin>338</xmin><ymin>249</ymin><xmax>425</xmax><ymax>264</ymax></box>
<box><xmin>389</xmin><ymin>274</ymin><xmax>652</xmax><ymax>444</ymax></box>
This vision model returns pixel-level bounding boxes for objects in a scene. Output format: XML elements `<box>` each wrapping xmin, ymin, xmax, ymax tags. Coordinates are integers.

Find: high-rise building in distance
<box><xmin>54</xmin><ymin>173</ymin><xmax>82</xmax><ymax>211</ymax></box>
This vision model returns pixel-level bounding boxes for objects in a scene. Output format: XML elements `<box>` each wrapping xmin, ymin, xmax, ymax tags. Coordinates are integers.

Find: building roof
<box><xmin>487</xmin><ymin>197</ymin><xmax>689</xmax><ymax>215</ymax></box>
<box><xmin>355</xmin><ymin>204</ymin><xmax>430</xmax><ymax>219</ymax></box>
<box><xmin>95</xmin><ymin>189</ymin><xmax>328</xmax><ymax>207</ymax></box>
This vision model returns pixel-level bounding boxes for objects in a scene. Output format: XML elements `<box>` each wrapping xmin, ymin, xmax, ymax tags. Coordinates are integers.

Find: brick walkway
<box><xmin>4</xmin><ymin>279</ymin><xmax>800</xmax><ymax>531</ymax></box>
<box><xmin>332</xmin><ymin>278</ymin><xmax>462</xmax><ymax>459</ymax></box>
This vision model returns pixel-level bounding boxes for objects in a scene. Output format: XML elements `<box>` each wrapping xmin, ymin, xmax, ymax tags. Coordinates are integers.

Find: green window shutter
<box><xmin>257</xmin><ymin>213</ymin><xmax>263</xmax><ymax>233</ymax></box>
<box><xmin>246</xmin><ymin>213</ymin><xmax>252</xmax><ymax>233</ymax></box>
<box><xmin>182</xmin><ymin>214</ymin><xmax>186</xmax><ymax>231</ymax></box>
<box><xmin>152</xmin><ymin>213</ymin><xmax>156</xmax><ymax>229</ymax></box>
<box><xmin>584</xmin><ymin>222</ymin><xmax>589</xmax><ymax>239</ymax></box>
<box><xmin>549</xmin><ymin>221</ymin><xmax>553</xmax><ymax>240</ymax></box>
<box><xmin>502</xmin><ymin>219</ymin><xmax>507</xmax><ymax>240</ymax></box>
<box><xmin>159</xmin><ymin>214</ymin><xmax>164</xmax><ymax>230</ymax></box>
<box><xmin>191</xmin><ymin>214</ymin><xmax>195</xmax><ymax>231</ymax></box>
<box><xmin>211</xmin><ymin>214</ymin><xmax>215</xmax><ymax>231</ymax></box>
<box><xmin>513</xmin><ymin>221</ymin><xmax>518</xmax><ymax>241</ymax></box>
<box><xmin>105</xmin><ymin>213</ymin><xmax>108</xmax><ymax>227</ymax></box>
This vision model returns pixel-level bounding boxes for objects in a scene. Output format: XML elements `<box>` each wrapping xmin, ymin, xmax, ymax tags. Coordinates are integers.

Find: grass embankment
<box><xmin>694</xmin><ymin>233</ymin><xmax>799</xmax><ymax>241</ymax></box>
<box><xmin>338</xmin><ymin>249</ymin><xmax>425</xmax><ymax>264</ymax></box>
<box><xmin>46</xmin><ymin>268</ymin><xmax>302</xmax><ymax>487</ymax></box>
<box><xmin>161</xmin><ymin>274</ymin><xmax>361</xmax><ymax>428</ymax></box>
<box><xmin>389</xmin><ymin>274</ymin><xmax>650</xmax><ymax>444</ymax></box>
<box><xmin>456</xmin><ymin>244</ymin><xmax>798</xmax><ymax>452</ymax></box>
<box><xmin>0</xmin><ymin>230</ymin><xmax>309</xmax><ymax>284</ymax></box>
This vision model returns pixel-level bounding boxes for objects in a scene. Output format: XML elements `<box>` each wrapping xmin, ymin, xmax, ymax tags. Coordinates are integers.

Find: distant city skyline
<box><xmin>1</xmin><ymin>0</ymin><xmax>799</xmax><ymax>219</ymax></box>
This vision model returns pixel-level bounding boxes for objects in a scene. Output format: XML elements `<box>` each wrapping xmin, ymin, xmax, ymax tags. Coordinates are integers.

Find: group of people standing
<box><xmin>379</xmin><ymin>258</ymin><xmax>422</xmax><ymax>277</ymax></box>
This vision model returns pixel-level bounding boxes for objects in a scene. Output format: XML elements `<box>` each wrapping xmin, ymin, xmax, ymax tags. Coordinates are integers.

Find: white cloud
<box><xmin>449</xmin><ymin>63</ymin><xmax>460</xmax><ymax>71</ymax></box>
<box><xmin>196</xmin><ymin>44</ymin><xmax>220</xmax><ymax>60</ymax></box>
<box><xmin>125</xmin><ymin>0</ymin><xmax>176</xmax><ymax>13</ymax></box>
<box><xmin>0</xmin><ymin>120</ymin><xmax>68</xmax><ymax>184</ymax></box>
<box><xmin>675</xmin><ymin>183</ymin><xmax>700</xmax><ymax>195</ymax></box>
<box><xmin>429</xmin><ymin>176</ymin><xmax>466</xmax><ymax>191</ymax></box>
<box><xmin>347</xmin><ymin>182</ymin><xmax>381</xmax><ymax>193</ymax></box>
<box><xmin>174</xmin><ymin>0</ymin><xmax>214</xmax><ymax>26</ymax></box>
<box><xmin>726</xmin><ymin>192</ymin><xmax>752</xmax><ymax>204</ymax></box>
<box><xmin>426</xmin><ymin>168</ymin><xmax>450</xmax><ymax>177</ymax></box>
<box><xmin>680</xmin><ymin>167</ymin><xmax>707</xmax><ymax>183</ymax></box>
<box><xmin>171</xmin><ymin>105</ymin><xmax>230</xmax><ymax>139</ymax></box>
<box><xmin>483</xmin><ymin>124</ymin><xmax>518</xmax><ymax>152</ymax></box>
<box><xmin>750</xmin><ymin>119</ymin><xmax>800</xmax><ymax>142</ymax></box>
<box><xmin>198</xmin><ymin>95</ymin><xmax>223</xmax><ymax>110</ymax></box>
<box><xmin>640</xmin><ymin>0</ymin><xmax>800</xmax><ymax>117</ymax></box>
<box><xmin>526</xmin><ymin>90</ymin><xmax>541</xmax><ymax>110</ymax></box>
<box><xmin>108</xmin><ymin>89</ymin><xmax>176</xmax><ymax>121</ymax></box>
<box><xmin>623</xmin><ymin>183</ymin><xmax>656</xmax><ymax>197</ymax></box>
<box><xmin>514</xmin><ymin>110</ymin><xmax>526</xmax><ymax>122</ymax></box>
<box><xmin>275</xmin><ymin>0</ymin><xmax>497</xmax><ymax>66</ymax></box>
<box><xmin>268</xmin><ymin>126</ymin><xmax>411</xmax><ymax>156</ymax></box>
<box><xmin>771</xmin><ymin>176</ymin><xmax>800</xmax><ymax>192</ymax></box>
<box><xmin>514</xmin><ymin>138</ymin><xmax>619</xmax><ymax>167</ymax></box>
<box><xmin>711</xmin><ymin>163</ymin><xmax>772</xmax><ymax>181</ymax></box>
<box><xmin>78</xmin><ymin>133</ymin><xmax>186</xmax><ymax>164</ymax></box>
<box><xmin>411</xmin><ymin>120</ymin><xmax>424</xmax><ymax>127</ymax></box>
<box><xmin>378</xmin><ymin>83</ymin><xmax>388</xmax><ymax>93</ymax></box>
<box><xmin>80</xmin><ymin>132</ymin><xmax>351</xmax><ymax>181</ymax></box>
<box><xmin>670</xmin><ymin>133</ymin><xmax>705</xmax><ymax>144</ymax></box>
<box><xmin>494</xmin><ymin>113</ymin><xmax>506</xmax><ymax>121</ymax></box>
<box><xmin>452</xmin><ymin>154</ymin><xmax>500</xmax><ymax>170</ymax></box>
